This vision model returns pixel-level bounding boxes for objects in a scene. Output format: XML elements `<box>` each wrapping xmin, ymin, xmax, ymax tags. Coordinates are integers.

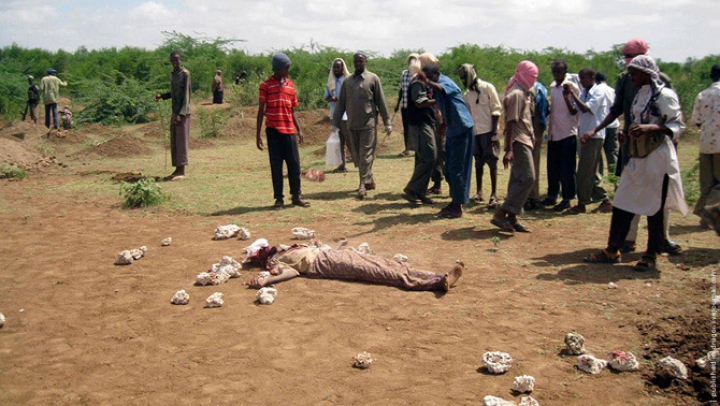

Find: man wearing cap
<box><xmin>40</xmin><ymin>68</ymin><xmax>67</xmax><ymax>129</ymax></box>
<box><xmin>212</xmin><ymin>70</ymin><xmax>224</xmax><ymax>104</ymax></box>
<box><xmin>333</xmin><ymin>52</ymin><xmax>392</xmax><ymax>199</ymax></box>
<box><xmin>256</xmin><ymin>52</ymin><xmax>310</xmax><ymax>210</ymax></box>
<box><xmin>26</xmin><ymin>76</ymin><xmax>40</xmax><ymax>124</ymax></box>
<box><xmin>580</xmin><ymin>38</ymin><xmax>679</xmax><ymax>255</ymax></box>
<box><xmin>154</xmin><ymin>50</ymin><xmax>191</xmax><ymax>181</ymax></box>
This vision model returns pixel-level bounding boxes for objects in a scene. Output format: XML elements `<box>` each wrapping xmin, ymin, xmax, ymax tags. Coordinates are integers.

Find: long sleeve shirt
<box><xmin>332</xmin><ymin>70</ymin><xmax>390</xmax><ymax>131</ymax></box>
<box><xmin>40</xmin><ymin>75</ymin><xmax>67</xmax><ymax>105</ymax></box>
<box><xmin>161</xmin><ymin>67</ymin><xmax>191</xmax><ymax>116</ymax></box>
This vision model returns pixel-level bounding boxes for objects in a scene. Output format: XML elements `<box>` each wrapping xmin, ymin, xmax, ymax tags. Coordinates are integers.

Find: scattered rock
<box><xmin>213</xmin><ymin>224</ymin><xmax>241</xmax><ymax>240</ymax></box>
<box><xmin>256</xmin><ymin>287</ymin><xmax>278</xmax><ymax>305</ymax></box>
<box><xmin>196</xmin><ymin>256</ymin><xmax>242</xmax><ymax>286</ymax></box>
<box><xmin>518</xmin><ymin>396</ymin><xmax>540</xmax><ymax>406</ymax></box>
<box><xmin>512</xmin><ymin>375</ymin><xmax>535</xmax><ymax>393</ymax></box>
<box><xmin>114</xmin><ymin>250</ymin><xmax>134</xmax><ymax>265</ymax></box>
<box><xmin>356</xmin><ymin>242</ymin><xmax>375</xmax><ymax>255</ymax></box>
<box><xmin>482</xmin><ymin>395</ymin><xmax>517</xmax><ymax>406</ymax></box>
<box><xmin>353</xmin><ymin>351</ymin><xmax>374</xmax><ymax>369</ymax></box>
<box><xmin>291</xmin><ymin>227</ymin><xmax>316</xmax><ymax>239</ymax></box>
<box><xmin>607</xmin><ymin>282</ymin><xmax>618</xmax><ymax>289</ymax></box>
<box><xmin>564</xmin><ymin>332</ymin><xmax>586</xmax><ymax>355</ymax></box>
<box><xmin>577</xmin><ymin>354</ymin><xmax>607</xmax><ymax>374</ymax></box>
<box><xmin>161</xmin><ymin>237</ymin><xmax>172</xmax><ymax>246</ymax></box>
<box><xmin>696</xmin><ymin>350</ymin><xmax>719</xmax><ymax>373</ymax></box>
<box><xmin>129</xmin><ymin>246</ymin><xmax>147</xmax><ymax>260</ymax></box>
<box><xmin>659</xmin><ymin>356</ymin><xmax>688</xmax><ymax>379</ymax></box>
<box><xmin>205</xmin><ymin>292</ymin><xmax>224</xmax><ymax>308</ymax></box>
<box><xmin>392</xmin><ymin>253</ymin><xmax>408</xmax><ymax>262</ymax></box>
<box><xmin>238</xmin><ymin>228</ymin><xmax>251</xmax><ymax>240</ymax></box>
<box><xmin>170</xmin><ymin>290</ymin><xmax>190</xmax><ymax>305</ymax></box>
<box><xmin>0</xmin><ymin>312</ymin><xmax>4</xmax><ymax>328</ymax></box>
<box><xmin>607</xmin><ymin>350</ymin><xmax>640</xmax><ymax>372</ymax></box>
<box><xmin>482</xmin><ymin>351</ymin><xmax>513</xmax><ymax>374</ymax></box>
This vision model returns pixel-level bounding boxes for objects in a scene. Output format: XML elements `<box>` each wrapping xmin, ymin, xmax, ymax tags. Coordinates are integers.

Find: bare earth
<box><xmin>0</xmin><ymin>108</ymin><xmax>717</xmax><ymax>406</ymax></box>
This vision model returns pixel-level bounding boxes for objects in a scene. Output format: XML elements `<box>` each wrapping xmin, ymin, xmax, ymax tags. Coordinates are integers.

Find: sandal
<box><xmin>632</xmin><ymin>256</ymin><xmax>656</xmax><ymax>271</ymax></box>
<box><xmin>491</xmin><ymin>218</ymin><xmax>515</xmax><ymax>233</ymax></box>
<box><xmin>487</xmin><ymin>196</ymin><xmax>498</xmax><ymax>208</ymax></box>
<box><xmin>583</xmin><ymin>249</ymin><xmax>621</xmax><ymax>264</ymax></box>
<box><xmin>512</xmin><ymin>222</ymin><xmax>532</xmax><ymax>233</ymax></box>
<box><xmin>273</xmin><ymin>199</ymin><xmax>284</xmax><ymax>210</ymax></box>
<box><xmin>663</xmin><ymin>240</ymin><xmax>682</xmax><ymax>256</ymax></box>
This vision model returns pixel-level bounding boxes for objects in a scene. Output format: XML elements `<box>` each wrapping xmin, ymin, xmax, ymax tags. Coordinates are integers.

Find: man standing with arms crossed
<box><xmin>333</xmin><ymin>52</ymin><xmax>392</xmax><ymax>199</ymax></box>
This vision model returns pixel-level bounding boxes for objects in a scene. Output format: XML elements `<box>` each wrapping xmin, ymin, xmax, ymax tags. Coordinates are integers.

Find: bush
<box><xmin>198</xmin><ymin>109</ymin><xmax>229</xmax><ymax>138</ymax></box>
<box><xmin>120</xmin><ymin>178</ymin><xmax>166</xmax><ymax>209</ymax></box>
<box><xmin>681</xmin><ymin>159</ymin><xmax>700</xmax><ymax>206</ymax></box>
<box><xmin>0</xmin><ymin>165</ymin><xmax>27</xmax><ymax>179</ymax></box>
<box><xmin>75</xmin><ymin>75</ymin><xmax>156</xmax><ymax>125</ymax></box>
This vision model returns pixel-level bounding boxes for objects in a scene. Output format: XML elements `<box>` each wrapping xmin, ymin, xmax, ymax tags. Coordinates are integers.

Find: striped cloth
<box><xmin>259</xmin><ymin>76</ymin><xmax>299</xmax><ymax>134</ymax></box>
<box><xmin>399</xmin><ymin>70</ymin><xmax>412</xmax><ymax>109</ymax></box>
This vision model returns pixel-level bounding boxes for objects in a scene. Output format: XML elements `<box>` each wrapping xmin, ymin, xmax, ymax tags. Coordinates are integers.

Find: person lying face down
<box><xmin>246</xmin><ymin>240</ymin><xmax>463</xmax><ymax>292</ymax></box>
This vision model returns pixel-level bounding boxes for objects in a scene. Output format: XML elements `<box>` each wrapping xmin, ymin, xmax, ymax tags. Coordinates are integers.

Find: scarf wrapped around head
<box><xmin>628</xmin><ymin>55</ymin><xmax>666</xmax><ymax>124</ymax></box>
<box><xmin>622</xmin><ymin>38</ymin><xmax>649</xmax><ymax>66</ymax></box>
<box><xmin>505</xmin><ymin>60</ymin><xmax>538</xmax><ymax>95</ymax></box>
<box><xmin>406</xmin><ymin>53</ymin><xmax>420</xmax><ymax>65</ymax></box>
<box><xmin>327</xmin><ymin>58</ymin><xmax>350</xmax><ymax>92</ymax></box>
<box><xmin>418</xmin><ymin>53</ymin><xmax>439</xmax><ymax>70</ymax></box>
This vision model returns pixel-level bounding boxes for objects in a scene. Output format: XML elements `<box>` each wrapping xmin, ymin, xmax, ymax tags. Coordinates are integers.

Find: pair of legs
<box><xmin>44</xmin><ymin>103</ymin><xmax>58</xmax><ymax>129</ymax></box>
<box><xmin>572</xmin><ymin>138</ymin><xmax>610</xmax><ymax>213</ymax></box>
<box><xmin>439</xmin><ymin>128</ymin><xmax>474</xmax><ymax>218</ymax></box>
<box><xmin>333</xmin><ymin>121</ymin><xmax>355</xmax><ymax>173</ymax></box>
<box><xmin>492</xmin><ymin>142</ymin><xmax>535</xmax><ymax>233</ymax></box>
<box><xmin>694</xmin><ymin>153</ymin><xmax>720</xmax><ymax>226</ymax></box>
<box><xmin>266</xmin><ymin>127</ymin><xmax>309</xmax><ymax>207</ymax></box>
<box><xmin>526</xmin><ymin>122</ymin><xmax>546</xmax><ymax>209</ymax></box>
<box><xmin>403</xmin><ymin>124</ymin><xmax>437</xmax><ymax>205</ymax></box>
<box><xmin>212</xmin><ymin>90</ymin><xmax>223</xmax><ymax>104</ymax></box>
<box><xmin>349</xmin><ymin>127</ymin><xmax>378</xmax><ymax>198</ymax></box>
<box><xmin>429</xmin><ymin>127</ymin><xmax>446</xmax><ymax>194</ymax></box>
<box><xmin>471</xmin><ymin>132</ymin><xmax>499</xmax><ymax>206</ymax></box>
<box><xmin>400</xmin><ymin>107</ymin><xmax>411</xmax><ymax>155</ymax></box>
<box><xmin>600</xmin><ymin>127</ymin><xmax>619</xmax><ymax>175</ymax></box>
<box><xmin>168</xmin><ymin>114</ymin><xmax>190</xmax><ymax>179</ymax></box>
<box><xmin>545</xmin><ymin>136</ymin><xmax>577</xmax><ymax>209</ymax></box>
<box><xmin>29</xmin><ymin>102</ymin><xmax>39</xmax><ymax>124</ymax></box>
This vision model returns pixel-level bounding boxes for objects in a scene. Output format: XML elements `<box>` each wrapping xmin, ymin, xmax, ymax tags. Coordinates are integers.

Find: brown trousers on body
<box><xmin>529</xmin><ymin>122</ymin><xmax>546</xmax><ymax>201</ymax></box>
<box><xmin>349</xmin><ymin>127</ymin><xmax>377</xmax><ymax>185</ymax></box>
<box><xmin>501</xmin><ymin>142</ymin><xmax>536</xmax><ymax>215</ymax></box>
<box><xmin>170</xmin><ymin>114</ymin><xmax>190</xmax><ymax>167</ymax></box>
<box><xmin>307</xmin><ymin>249</ymin><xmax>446</xmax><ymax>291</ymax></box>
<box><xmin>695</xmin><ymin>153</ymin><xmax>720</xmax><ymax>217</ymax></box>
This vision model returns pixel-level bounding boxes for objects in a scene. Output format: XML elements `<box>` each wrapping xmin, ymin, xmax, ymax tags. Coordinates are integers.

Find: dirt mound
<box><xmin>75</xmin><ymin>134</ymin><xmax>154</xmax><ymax>158</ymax></box>
<box><xmin>638</xmin><ymin>303</ymin><xmax>714</xmax><ymax>404</ymax></box>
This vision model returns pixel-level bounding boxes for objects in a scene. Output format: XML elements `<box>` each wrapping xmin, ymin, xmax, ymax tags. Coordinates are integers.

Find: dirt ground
<box><xmin>0</xmin><ymin>106</ymin><xmax>718</xmax><ymax>406</ymax></box>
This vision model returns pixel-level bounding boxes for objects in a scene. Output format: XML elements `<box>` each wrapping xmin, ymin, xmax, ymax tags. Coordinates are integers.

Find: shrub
<box><xmin>120</xmin><ymin>178</ymin><xmax>166</xmax><ymax>209</ymax></box>
<box><xmin>198</xmin><ymin>109</ymin><xmax>229</xmax><ymax>138</ymax></box>
<box><xmin>681</xmin><ymin>159</ymin><xmax>700</xmax><ymax>206</ymax></box>
<box><xmin>0</xmin><ymin>165</ymin><xmax>27</xmax><ymax>179</ymax></box>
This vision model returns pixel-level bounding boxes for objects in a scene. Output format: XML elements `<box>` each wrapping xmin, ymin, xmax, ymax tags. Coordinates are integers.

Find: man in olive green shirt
<box><xmin>332</xmin><ymin>52</ymin><xmax>392</xmax><ymax>199</ymax></box>
<box><xmin>40</xmin><ymin>68</ymin><xmax>67</xmax><ymax>129</ymax></box>
<box><xmin>154</xmin><ymin>51</ymin><xmax>191</xmax><ymax>180</ymax></box>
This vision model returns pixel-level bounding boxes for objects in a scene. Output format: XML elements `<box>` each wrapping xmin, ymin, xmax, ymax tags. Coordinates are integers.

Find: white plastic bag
<box><xmin>325</xmin><ymin>129</ymin><xmax>343</xmax><ymax>167</ymax></box>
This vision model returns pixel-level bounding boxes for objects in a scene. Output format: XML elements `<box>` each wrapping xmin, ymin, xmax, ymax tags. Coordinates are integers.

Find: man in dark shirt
<box><xmin>26</xmin><ymin>75</ymin><xmax>40</xmax><ymax>124</ymax></box>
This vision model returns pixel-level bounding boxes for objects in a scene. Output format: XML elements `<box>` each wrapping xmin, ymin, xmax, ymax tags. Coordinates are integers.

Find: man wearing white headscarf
<box><xmin>585</xmin><ymin>55</ymin><xmax>686</xmax><ymax>271</ymax></box>
<box><xmin>324</xmin><ymin>58</ymin><xmax>355</xmax><ymax>172</ymax></box>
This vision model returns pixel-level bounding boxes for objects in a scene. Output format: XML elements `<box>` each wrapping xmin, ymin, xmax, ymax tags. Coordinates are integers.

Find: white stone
<box><xmin>353</xmin><ymin>351</ymin><xmax>374</xmax><ymax>369</ymax></box>
<box><xmin>211</xmin><ymin>256</ymin><xmax>242</xmax><ymax>278</ymax></box>
<box><xmin>518</xmin><ymin>396</ymin><xmax>539</xmax><ymax>406</ymax></box>
<box><xmin>161</xmin><ymin>237</ymin><xmax>172</xmax><ymax>246</ymax></box>
<box><xmin>712</xmin><ymin>295</ymin><xmax>720</xmax><ymax>306</ymax></box>
<box><xmin>659</xmin><ymin>356</ymin><xmax>688</xmax><ymax>379</ymax></box>
<box><xmin>291</xmin><ymin>227</ymin><xmax>316</xmax><ymax>239</ymax></box>
<box><xmin>0</xmin><ymin>312</ymin><xmax>4</xmax><ymax>328</ymax></box>
<box><xmin>256</xmin><ymin>287</ymin><xmax>278</xmax><ymax>305</ymax></box>
<box><xmin>565</xmin><ymin>332</ymin><xmax>586</xmax><ymax>355</ymax></box>
<box><xmin>607</xmin><ymin>350</ymin><xmax>640</xmax><ymax>372</ymax></box>
<box><xmin>482</xmin><ymin>395</ymin><xmax>517</xmax><ymax>406</ymax></box>
<box><xmin>238</xmin><ymin>227</ymin><xmax>251</xmax><ymax>241</ymax></box>
<box><xmin>129</xmin><ymin>247</ymin><xmax>146</xmax><ymax>260</ymax></box>
<box><xmin>213</xmin><ymin>224</ymin><xmax>241</xmax><ymax>240</ymax></box>
<box><xmin>607</xmin><ymin>282</ymin><xmax>618</xmax><ymax>289</ymax></box>
<box><xmin>696</xmin><ymin>350</ymin><xmax>720</xmax><ymax>373</ymax></box>
<box><xmin>483</xmin><ymin>351</ymin><xmax>513</xmax><ymax>374</ymax></box>
<box><xmin>356</xmin><ymin>242</ymin><xmax>375</xmax><ymax>255</ymax></box>
<box><xmin>577</xmin><ymin>354</ymin><xmax>607</xmax><ymax>374</ymax></box>
<box><xmin>170</xmin><ymin>290</ymin><xmax>189</xmax><ymax>305</ymax></box>
<box><xmin>205</xmin><ymin>292</ymin><xmax>224</xmax><ymax>308</ymax></box>
<box><xmin>242</xmin><ymin>238</ymin><xmax>269</xmax><ymax>263</ymax></box>
<box><xmin>512</xmin><ymin>375</ymin><xmax>535</xmax><ymax>393</ymax></box>
<box><xmin>393</xmin><ymin>253</ymin><xmax>409</xmax><ymax>262</ymax></box>
<box><xmin>195</xmin><ymin>272</ymin><xmax>213</xmax><ymax>286</ymax></box>
<box><xmin>114</xmin><ymin>250</ymin><xmax>134</xmax><ymax>265</ymax></box>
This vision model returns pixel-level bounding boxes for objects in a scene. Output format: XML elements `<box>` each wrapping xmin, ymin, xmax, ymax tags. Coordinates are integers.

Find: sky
<box><xmin>1</xmin><ymin>0</ymin><xmax>718</xmax><ymax>63</ymax></box>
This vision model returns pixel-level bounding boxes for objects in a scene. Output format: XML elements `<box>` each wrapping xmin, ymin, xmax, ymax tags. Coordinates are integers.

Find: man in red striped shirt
<box><xmin>256</xmin><ymin>52</ymin><xmax>311</xmax><ymax>209</ymax></box>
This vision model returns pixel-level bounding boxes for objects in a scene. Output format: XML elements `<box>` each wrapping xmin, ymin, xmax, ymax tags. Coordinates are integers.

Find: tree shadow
<box><xmin>301</xmin><ymin>189</ymin><xmax>356</xmax><ymax>201</ymax></box>
<box><xmin>670</xmin><ymin>224</ymin><xmax>711</xmax><ymax>236</ymax></box>
<box><xmin>210</xmin><ymin>204</ymin><xmax>287</xmax><ymax>216</ymax></box>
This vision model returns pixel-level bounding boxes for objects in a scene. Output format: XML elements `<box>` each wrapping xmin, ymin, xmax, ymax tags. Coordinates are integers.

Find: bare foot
<box><xmin>246</xmin><ymin>275</ymin><xmax>267</xmax><ymax>289</ymax></box>
<box><xmin>446</xmin><ymin>260</ymin><xmax>464</xmax><ymax>289</ymax></box>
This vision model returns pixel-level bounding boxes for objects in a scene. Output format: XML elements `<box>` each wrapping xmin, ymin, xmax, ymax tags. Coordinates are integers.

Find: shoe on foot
<box><xmin>553</xmin><ymin>200</ymin><xmax>571</xmax><ymax>212</ymax></box>
<box><xmin>632</xmin><ymin>255</ymin><xmax>657</xmax><ymax>271</ymax></box>
<box><xmin>487</xmin><ymin>196</ymin><xmax>499</xmax><ymax>208</ymax></box>
<box><xmin>292</xmin><ymin>196</ymin><xmax>311</xmax><ymax>207</ymax></box>
<box><xmin>470</xmin><ymin>192</ymin><xmax>484</xmax><ymax>203</ymax></box>
<box><xmin>273</xmin><ymin>199</ymin><xmax>284</xmax><ymax>210</ymax></box>
<box><xmin>620</xmin><ymin>241</ymin><xmax>636</xmax><ymax>254</ymax></box>
<box><xmin>539</xmin><ymin>197</ymin><xmax>557</xmax><ymax>207</ymax></box>
<box><xmin>583</xmin><ymin>249</ymin><xmax>621</xmax><ymax>263</ymax></box>
<box><xmin>428</xmin><ymin>185</ymin><xmax>442</xmax><ymax>195</ymax></box>
<box><xmin>419</xmin><ymin>196</ymin><xmax>435</xmax><ymax>205</ymax></box>
<box><xmin>365</xmin><ymin>182</ymin><xmax>376</xmax><ymax>191</ymax></box>
<box><xmin>564</xmin><ymin>204</ymin><xmax>586</xmax><ymax>215</ymax></box>
<box><xmin>591</xmin><ymin>200</ymin><xmax>613</xmax><ymax>213</ymax></box>
<box><xmin>401</xmin><ymin>191</ymin><xmax>422</xmax><ymax>206</ymax></box>
<box><xmin>357</xmin><ymin>186</ymin><xmax>367</xmax><ymax>199</ymax></box>
<box><xmin>332</xmin><ymin>165</ymin><xmax>347</xmax><ymax>173</ymax></box>
<box><xmin>663</xmin><ymin>239</ymin><xmax>682</xmax><ymax>256</ymax></box>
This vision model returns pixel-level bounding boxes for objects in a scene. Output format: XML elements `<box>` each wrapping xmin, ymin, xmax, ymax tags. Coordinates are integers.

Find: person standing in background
<box><xmin>40</xmin><ymin>68</ymin><xmax>67</xmax><ymax>129</ymax></box>
<box><xmin>394</xmin><ymin>53</ymin><xmax>420</xmax><ymax>157</ymax></box>
<box><xmin>692</xmin><ymin>64</ymin><xmax>720</xmax><ymax>229</ymax></box>
<box><xmin>324</xmin><ymin>58</ymin><xmax>354</xmax><ymax>173</ymax></box>
<box><xmin>212</xmin><ymin>70</ymin><xmax>224</xmax><ymax>104</ymax></box>
<box><xmin>26</xmin><ymin>75</ymin><xmax>40</xmax><ymax>124</ymax></box>
<box><xmin>525</xmin><ymin>80</ymin><xmax>549</xmax><ymax>210</ymax></box>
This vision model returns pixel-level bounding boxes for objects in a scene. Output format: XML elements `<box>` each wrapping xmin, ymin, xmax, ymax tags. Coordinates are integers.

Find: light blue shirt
<box><xmin>435</xmin><ymin>74</ymin><xmax>474</xmax><ymax>138</ymax></box>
